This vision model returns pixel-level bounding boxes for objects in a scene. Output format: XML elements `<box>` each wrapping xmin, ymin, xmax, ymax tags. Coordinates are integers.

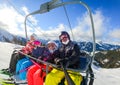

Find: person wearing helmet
<box><xmin>1</xmin><ymin>33</ymin><xmax>39</xmax><ymax>76</ymax></box>
<box><xmin>45</xmin><ymin>31</ymin><xmax>83</xmax><ymax>85</ymax></box>
<box><xmin>27</xmin><ymin>40</ymin><xmax>58</xmax><ymax>85</ymax></box>
<box><xmin>15</xmin><ymin>40</ymin><xmax>42</xmax><ymax>80</ymax></box>
<box><xmin>22</xmin><ymin>33</ymin><xmax>38</xmax><ymax>54</ymax></box>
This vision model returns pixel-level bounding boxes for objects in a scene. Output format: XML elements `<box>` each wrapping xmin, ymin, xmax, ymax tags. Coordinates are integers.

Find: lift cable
<box><xmin>6</xmin><ymin>0</ymin><xmax>56</xmax><ymax>40</ymax></box>
<box><xmin>61</xmin><ymin>0</ymin><xmax>75</xmax><ymax>41</ymax></box>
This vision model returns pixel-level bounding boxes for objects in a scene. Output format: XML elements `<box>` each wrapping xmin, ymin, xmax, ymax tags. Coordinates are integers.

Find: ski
<box><xmin>0</xmin><ymin>69</ymin><xmax>11</xmax><ymax>76</ymax></box>
<box><xmin>0</xmin><ymin>71</ymin><xmax>27</xmax><ymax>85</ymax></box>
<box><xmin>3</xmin><ymin>78</ymin><xmax>14</xmax><ymax>81</ymax></box>
<box><xmin>0</xmin><ymin>77</ymin><xmax>27</xmax><ymax>85</ymax></box>
<box><xmin>0</xmin><ymin>77</ymin><xmax>14</xmax><ymax>85</ymax></box>
<box><xmin>2</xmin><ymin>81</ymin><xmax>27</xmax><ymax>85</ymax></box>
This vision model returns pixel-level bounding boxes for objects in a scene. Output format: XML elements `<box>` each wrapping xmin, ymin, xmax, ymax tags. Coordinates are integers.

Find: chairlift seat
<box><xmin>79</xmin><ymin>55</ymin><xmax>91</xmax><ymax>72</ymax></box>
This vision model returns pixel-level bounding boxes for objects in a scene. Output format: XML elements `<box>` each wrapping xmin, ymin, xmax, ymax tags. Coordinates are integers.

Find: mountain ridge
<box><xmin>0</xmin><ymin>28</ymin><xmax>120</xmax><ymax>51</ymax></box>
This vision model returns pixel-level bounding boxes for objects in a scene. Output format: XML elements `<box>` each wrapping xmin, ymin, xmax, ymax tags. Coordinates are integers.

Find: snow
<box><xmin>0</xmin><ymin>42</ymin><xmax>15</xmax><ymax>68</ymax></box>
<box><xmin>0</xmin><ymin>42</ymin><xmax>120</xmax><ymax>85</ymax></box>
<box><xmin>103</xmin><ymin>59</ymin><xmax>109</xmax><ymax>63</ymax></box>
<box><xmin>93</xmin><ymin>66</ymin><xmax>120</xmax><ymax>85</ymax></box>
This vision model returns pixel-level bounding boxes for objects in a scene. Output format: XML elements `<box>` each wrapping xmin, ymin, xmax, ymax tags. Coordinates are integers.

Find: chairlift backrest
<box><xmin>79</xmin><ymin>55</ymin><xmax>91</xmax><ymax>72</ymax></box>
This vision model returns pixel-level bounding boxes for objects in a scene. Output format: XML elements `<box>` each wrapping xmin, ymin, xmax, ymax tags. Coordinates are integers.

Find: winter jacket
<box><xmin>31</xmin><ymin>46</ymin><xmax>54</xmax><ymax>63</ymax></box>
<box><xmin>45</xmin><ymin>41</ymin><xmax>82</xmax><ymax>85</ymax></box>
<box><xmin>31</xmin><ymin>47</ymin><xmax>45</xmax><ymax>58</ymax></box>
<box><xmin>21</xmin><ymin>40</ymin><xmax>35</xmax><ymax>54</ymax></box>
<box><xmin>54</xmin><ymin>41</ymin><xmax>80</xmax><ymax>68</ymax></box>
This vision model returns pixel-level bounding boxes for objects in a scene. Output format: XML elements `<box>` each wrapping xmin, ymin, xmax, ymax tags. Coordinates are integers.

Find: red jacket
<box><xmin>22</xmin><ymin>41</ymin><xmax>35</xmax><ymax>54</ymax></box>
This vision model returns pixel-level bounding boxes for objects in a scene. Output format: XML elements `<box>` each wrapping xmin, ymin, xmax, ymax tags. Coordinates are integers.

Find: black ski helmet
<box><xmin>59</xmin><ymin>31</ymin><xmax>70</xmax><ymax>42</ymax></box>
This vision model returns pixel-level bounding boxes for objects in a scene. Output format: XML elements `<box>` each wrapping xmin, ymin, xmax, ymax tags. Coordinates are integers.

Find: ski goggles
<box><xmin>60</xmin><ymin>34</ymin><xmax>68</xmax><ymax>40</ymax></box>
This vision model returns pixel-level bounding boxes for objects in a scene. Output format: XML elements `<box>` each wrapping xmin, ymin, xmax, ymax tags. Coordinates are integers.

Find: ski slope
<box><xmin>0</xmin><ymin>42</ymin><xmax>120</xmax><ymax>85</ymax></box>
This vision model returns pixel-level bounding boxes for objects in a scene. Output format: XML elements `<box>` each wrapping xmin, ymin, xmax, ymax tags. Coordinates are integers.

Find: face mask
<box><xmin>62</xmin><ymin>40</ymin><xmax>69</xmax><ymax>45</ymax></box>
<box><xmin>49</xmin><ymin>49</ymin><xmax>54</xmax><ymax>53</ymax></box>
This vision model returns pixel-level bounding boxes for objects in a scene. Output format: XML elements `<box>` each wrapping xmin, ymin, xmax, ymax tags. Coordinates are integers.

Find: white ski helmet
<box><xmin>30</xmin><ymin>33</ymin><xmax>37</xmax><ymax>39</ymax></box>
<box><xmin>47</xmin><ymin>40</ymin><xmax>58</xmax><ymax>48</ymax></box>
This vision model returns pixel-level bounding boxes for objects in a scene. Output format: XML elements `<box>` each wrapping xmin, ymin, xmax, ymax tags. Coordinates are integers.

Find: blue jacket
<box><xmin>32</xmin><ymin>47</ymin><xmax>45</xmax><ymax>58</ymax></box>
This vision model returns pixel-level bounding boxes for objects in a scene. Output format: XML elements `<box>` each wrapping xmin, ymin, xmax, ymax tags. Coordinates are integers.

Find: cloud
<box><xmin>0</xmin><ymin>4</ymin><xmax>39</xmax><ymax>38</ymax></box>
<box><xmin>108</xmin><ymin>28</ymin><xmax>120</xmax><ymax>44</ymax></box>
<box><xmin>109</xmin><ymin>28</ymin><xmax>120</xmax><ymax>38</ymax></box>
<box><xmin>70</xmin><ymin>10</ymin><xmax>109</xmax><ymax>41</ymax></box>
<box><xmin>0</xmin><ymin>4</ymin><xmax>24</xmax><ymax>35</ymax></box>
<box><xmin>0</xmin><ymin>3</ymin><xmax>120</xmax><ymax>44</ymax></box>
<box><xmin>29</xmin><ymin>24</ymin><xmax>66</xmax><ymax>40</ymax></box>
<box><xmin>0</xmin><ymin>3</ymin><xmax>66</xmax><ymax>40</ymax></box>
<box><xmin>69</xmin><ymin>9</ymin><xmax>120</xmax><ymax>45</ymax></box>
<box><xmin>21</xmin><ymin>6</ymin><xmax>38</xmax><ymax>25</ymax></box>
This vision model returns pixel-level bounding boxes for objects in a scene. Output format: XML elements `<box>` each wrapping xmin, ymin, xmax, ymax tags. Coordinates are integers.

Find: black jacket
<box><xmin>54</xmin><ymin>41</ymin><xmax>80</xmax><ymax>68</ymax></box>
<box><xmin>32</xmin><ymin>47</ymin><xmax>54</xmax><ymax>63</ymax></box>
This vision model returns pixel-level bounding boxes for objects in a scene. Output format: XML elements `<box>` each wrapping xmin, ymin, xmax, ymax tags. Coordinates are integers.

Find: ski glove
<box><xmin>54</xmin><ymin>58</ymin><xmax>69</xmax><ymax>65</ymax></box>
<box><xmin>54</xmin><ymin>58</ymin><xmax>62</xmax><ymax>65</ymax></box>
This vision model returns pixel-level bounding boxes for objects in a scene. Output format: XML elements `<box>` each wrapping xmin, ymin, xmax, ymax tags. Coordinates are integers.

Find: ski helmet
<box><xmin>59</xmin><ymin>31</ymin><xmax>70</xmax><ymax>42</ymax></box>
<box><xmin>30</xmin><ymin>33</ymin><xmax>37</xmax><ymax>39</ymax></box>
<box><xmin>47</xmin><ymin>40</ymin><xmax>58</xmax><ymax>48</ymax></box>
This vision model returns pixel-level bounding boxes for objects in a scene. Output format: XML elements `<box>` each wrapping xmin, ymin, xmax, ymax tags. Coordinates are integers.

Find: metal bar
<box><xmin>48</xmin><ymin>0</ymin><xmax>96</xmax><ymax>63</ymax></box>
<box><xmin>24</xmin><ymin>15</ymin><xmax>28</xmax><ymax>42</ymax></box>
<box><xmin>25</xmin><ymin>1</ymin><xmax>96</xmax><ymax>59</ymax></box>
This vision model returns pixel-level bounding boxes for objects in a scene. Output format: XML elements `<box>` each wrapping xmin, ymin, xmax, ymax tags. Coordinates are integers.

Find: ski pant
<box><xmin>16</xmin><ymin>57</ymin><xmax>33</xmax><ymax>80</ymax></box>
<box><xmin>27</xmin><ymin>64</ymin><xmax>47</xmax><ymax>85</ymax></box>
<box><xmin>9</xmin><ymin>51</ymin><xmax>25</xmax><ymax>73</ymax></box>
<box><xmin>45</xmin><ymin>68</ymin><xmax>83</xmax><ymax>85</ymax></box>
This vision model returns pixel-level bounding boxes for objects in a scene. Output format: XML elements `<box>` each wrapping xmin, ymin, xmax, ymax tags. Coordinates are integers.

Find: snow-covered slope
<box><xmin>0</xmin><ymin>42</ymin><xmax>120</xmax><ymax>85</ymax></box>
<box><xmin>93</xmin><ymin>65</ymin><xmax>120</xmax><ymax>85</ymax></box>
<box><xmin>0</xmin><ymin>42</ymin><xmax>16</xmax><ymax>68</ymax></box>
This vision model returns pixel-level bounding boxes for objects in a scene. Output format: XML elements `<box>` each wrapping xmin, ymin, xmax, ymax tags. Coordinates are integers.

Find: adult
<box><xmin>16</xmin><ymin>40</ymin><xmax>41</xmax><ymax>80</ymax></box>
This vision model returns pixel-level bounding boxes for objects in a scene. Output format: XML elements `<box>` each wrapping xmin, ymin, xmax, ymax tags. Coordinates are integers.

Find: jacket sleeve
<box><xmin>22</xmin><ymin>41</ymin><xmax>35</xmax><ymax>54</ymax></box>
<box><xmin>67</xmin><ymin>44</ymin><xmax>80</xmax><ymax>65</ymax></box>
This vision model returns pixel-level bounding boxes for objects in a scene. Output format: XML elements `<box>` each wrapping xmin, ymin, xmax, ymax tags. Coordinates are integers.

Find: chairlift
<box><xmin>24</xmin><ymin>0</ymin><xmax>96</xmax><ymax>85</ymax></box>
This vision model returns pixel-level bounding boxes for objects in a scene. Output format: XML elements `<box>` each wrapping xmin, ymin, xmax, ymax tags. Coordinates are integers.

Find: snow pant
<box><xmin>27</xmin><ymin>64</ymin><xmax>47</xmax><ymax>85</ymax></box>
<box><xmin>45</xmin><ymin>68</ymin><xmax>83</xmax><ymax>85</ymax></box>
<box><xmin>16</xmin><ymin>57</ymin><xmax>33</xmax><ymax>80</ymax></box>
<box><xmin>9</xmin><ymin>51</ymin><xmax>25</xmax><ymax>73</ymax></box>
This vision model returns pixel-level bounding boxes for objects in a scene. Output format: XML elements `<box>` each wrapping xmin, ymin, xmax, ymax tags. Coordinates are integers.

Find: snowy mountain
<box><xmin>78</xmin><ymin>41</ymin><xmax>120</xmax><ymax>52</ymax></box>
<box><xmin>0</xmin><ymin>42</ymin><xmax>120</xmax><ymax>85</ymax></box>
<box><xmin>1</xmin><ymin>28</ymin><xmax>120</xmax><ymax>52</ymax></box>
<box><xmin>0</xmin><ymin>28</ymin><xmax>14</xmax><ymax>42</ymax></box>
<box><xmin>0</xmin><ymin>28</ymin><xmax>26</xmax><ymax>45</ymax></box>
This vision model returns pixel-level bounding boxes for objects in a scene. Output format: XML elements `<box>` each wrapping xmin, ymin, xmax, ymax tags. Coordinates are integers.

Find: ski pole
<box><xmin>60</xmin><ymin>62</ymin><xmax>75</xmax><ymax>85</ymax></box>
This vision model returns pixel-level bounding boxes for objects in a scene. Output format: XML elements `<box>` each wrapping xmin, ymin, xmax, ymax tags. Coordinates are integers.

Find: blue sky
<box><xmin>0</xmin><ymin>0</ymin><xmax>120</xmax><ymax>44</ymax></box>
